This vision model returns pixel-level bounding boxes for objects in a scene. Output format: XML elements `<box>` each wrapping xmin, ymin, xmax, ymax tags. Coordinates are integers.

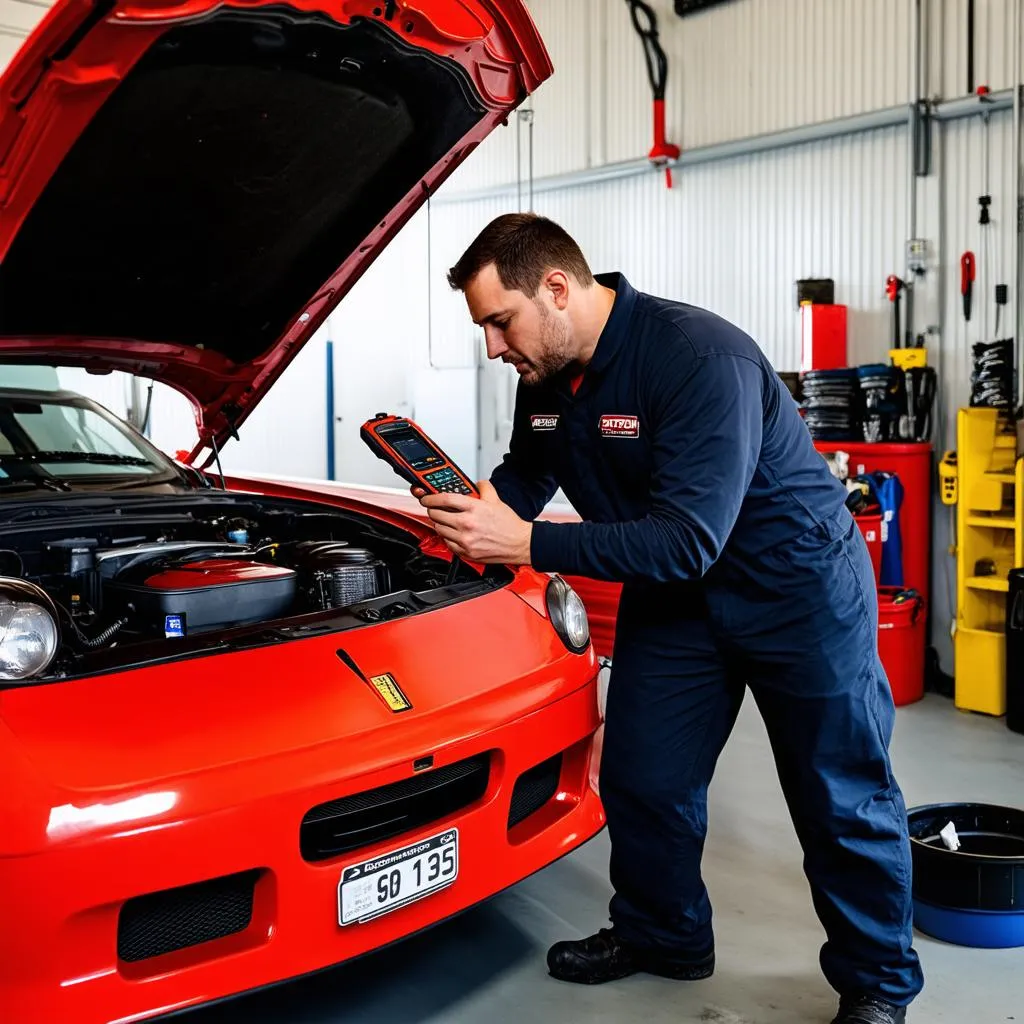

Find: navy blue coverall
<box><xmin>490</xmin><ymin>273</ymin><xmax>924</xmax><ymax>1006</ymax></box>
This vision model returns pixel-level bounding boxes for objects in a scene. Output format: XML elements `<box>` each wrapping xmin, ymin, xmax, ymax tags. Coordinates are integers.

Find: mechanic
<box><xmin>412</xmin><ymin>213</ymin><xmax>923</xmax><ymax>1024</ymax></box>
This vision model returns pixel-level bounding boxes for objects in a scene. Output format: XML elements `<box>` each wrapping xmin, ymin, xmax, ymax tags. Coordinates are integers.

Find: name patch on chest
<box><xmin>531</xmin><ymin>414</ymin><xmax>560</xmax><ymax>431</ymax></box>
<box><xmin>599</xmin><ymin>414</ymin><xmax>640</xmax><ymax>438</ymax></box>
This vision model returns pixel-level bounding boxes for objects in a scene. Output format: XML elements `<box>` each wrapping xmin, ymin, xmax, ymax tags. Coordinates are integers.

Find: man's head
<box><xmin>448</xmin><ymin>213</ymin><xmax>609</xmax><ymax>386</ymax></box>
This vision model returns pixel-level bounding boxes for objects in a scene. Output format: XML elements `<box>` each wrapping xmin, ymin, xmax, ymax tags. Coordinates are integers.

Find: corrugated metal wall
<box><xmin>450</xmin><ymin>0</ymin><xmax>1024</xmax><ymax>193</ymax></box>
<box><xmin>928</xmin><ymin>109</ymin><xmax>1021</xmax><ymax>652</ymax></box>
<box><xmin>0</xmin><ymin>0</ymin><xmax>48</xmax><ymax>66</ymax></box>
<box><xmin>451</xmin><ymin>0</ymin><xmax>917</xmax><ymax>189</ymax></box>
<box><xmin>932</xmin><ymin>0</ymin><xmax>1024</xmax><ymax>100</ymax></box>
<box><xmin>431</xmin><ymin>123</ymin><xmax>909</xmax><ymax>379</ymax></box>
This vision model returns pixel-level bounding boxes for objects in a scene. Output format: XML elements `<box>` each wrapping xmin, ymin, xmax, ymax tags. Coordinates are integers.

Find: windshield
<box><xmin>0</xmin><ymin>390</ymin><xmax>178</xmax><ymax>491</ymax></box>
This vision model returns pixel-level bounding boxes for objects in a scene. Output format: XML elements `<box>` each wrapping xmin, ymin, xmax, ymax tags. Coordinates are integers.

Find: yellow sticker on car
<box><xmin>369</xmin><ymin>673</ymin><xmax>412</xmax><ymax>713</ymax></box>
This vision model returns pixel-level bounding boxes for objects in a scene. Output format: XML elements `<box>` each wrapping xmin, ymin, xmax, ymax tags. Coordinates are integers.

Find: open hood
<box><xmin>0</xmin><ymin>0</ymin><xmax>550</xmax><ymax>461</ymax></box>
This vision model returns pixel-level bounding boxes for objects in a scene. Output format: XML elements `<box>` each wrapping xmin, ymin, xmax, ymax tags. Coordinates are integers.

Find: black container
<box><xmin>105</xmin><ymin>558</ymin><xmax>297</xmax><ymax>635</ymax></box>
<box><xmin>1007</xmin><ymin>569</ymin><xmax>1024</xmax><ymax>734</ymax></box>
<box><xmin>795</xmin><ymin>277</ymin><xmax>835</xmax><ymax>308</ymax></box>
<box><xmin>908</xmin><ymin>802</ymin><xmax>1024</xmax><ymax>910</ymax></box>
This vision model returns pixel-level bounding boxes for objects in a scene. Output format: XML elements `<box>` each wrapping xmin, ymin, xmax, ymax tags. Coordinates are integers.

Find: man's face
<box><xmin>463</xmin><ymin>263</ymin><xmax>574</xmax><ymax>386</ymax></box>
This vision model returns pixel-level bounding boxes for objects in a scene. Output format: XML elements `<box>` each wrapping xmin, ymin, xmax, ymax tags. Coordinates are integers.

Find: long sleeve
<box><xmin>529</xmin><ymin>352</ymin><xmax>764</xmax><ymax>583</ymax></box>
<box><xmin>489</xmin><ymin>383</ymin><xmax>559</xmax><ymax>522</ymax></box>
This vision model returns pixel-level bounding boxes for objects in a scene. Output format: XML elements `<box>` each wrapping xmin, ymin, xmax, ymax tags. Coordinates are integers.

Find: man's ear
<box><xmin>543</xmin><ymin>269</ymin><xmax>571</xmax><ymax>311</ymax></box>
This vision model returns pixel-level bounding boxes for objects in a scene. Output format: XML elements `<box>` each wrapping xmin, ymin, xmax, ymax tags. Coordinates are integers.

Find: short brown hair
<box><xmin>447</xmin><ymin>213</ymin><xmax>595</xmax><ymax>294</ymax></box>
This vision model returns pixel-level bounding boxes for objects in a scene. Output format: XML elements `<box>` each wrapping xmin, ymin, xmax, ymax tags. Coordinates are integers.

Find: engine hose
<box><xmin>58</xmin><ymin>603</ymin><xmax>129</xmax><ymax>649</ymax></box>
<box><xmin>75</xmin><ymin>617</ymin><xmax>128</xmax><ymax>648</ymax></box>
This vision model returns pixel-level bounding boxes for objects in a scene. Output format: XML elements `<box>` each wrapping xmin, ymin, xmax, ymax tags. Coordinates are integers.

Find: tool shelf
<box><xmin>954</xmin><ymin>408</ymin><xmax>1023</xmax><ymax>716</ymax></box>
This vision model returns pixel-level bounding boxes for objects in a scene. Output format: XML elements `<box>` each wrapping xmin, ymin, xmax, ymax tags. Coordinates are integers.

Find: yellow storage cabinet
<box><xmin>954</xmin><ymin>408</ymin><xmax>1023</xmax><ymax>716</ymax></box>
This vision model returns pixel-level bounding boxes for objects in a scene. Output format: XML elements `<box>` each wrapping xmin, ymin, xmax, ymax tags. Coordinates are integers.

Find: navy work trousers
<box><xmin>598</xmin><ymin>510</ymin><xmax>924</xmax><ymax>1006</ymax></box>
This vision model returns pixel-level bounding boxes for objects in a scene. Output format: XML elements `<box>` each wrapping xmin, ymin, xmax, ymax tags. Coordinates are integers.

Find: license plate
<box><xmin>338</xmin><ymin>828</ymin><xmax>459</xmax><ymax>926</ymax></box>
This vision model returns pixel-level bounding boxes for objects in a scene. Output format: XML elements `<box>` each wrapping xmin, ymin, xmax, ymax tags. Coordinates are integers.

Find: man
<box><xmin>413</xmin><ymin>213</ymin><xmax>923</xmax><ymax>1024</ymax></box>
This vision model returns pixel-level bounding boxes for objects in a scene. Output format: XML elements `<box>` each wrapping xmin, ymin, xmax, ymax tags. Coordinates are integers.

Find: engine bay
<box><xmin>0</xmin><ymin>492</ymin><xmax>511</xmax><ymax>683</ymax></box>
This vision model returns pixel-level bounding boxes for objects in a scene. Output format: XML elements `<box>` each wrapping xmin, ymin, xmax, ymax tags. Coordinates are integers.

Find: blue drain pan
<box><xmin>907</xmin><ymin>802</ymin><xmax>1024</xmax><ymax>948</ymax></box>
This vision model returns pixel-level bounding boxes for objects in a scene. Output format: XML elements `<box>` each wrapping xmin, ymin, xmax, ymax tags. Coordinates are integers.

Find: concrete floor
<box><xmin>189</xmin><ymin>694</ymin><xmax>1023</xmax><ymax>1024</ymax></box>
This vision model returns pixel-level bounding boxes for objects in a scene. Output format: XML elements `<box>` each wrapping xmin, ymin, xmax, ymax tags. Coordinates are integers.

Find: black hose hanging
<box><xmin>625</xmin><ymin>0</ymin><xmax>679</xmax><ymax>185</ymax></box>
<box><xmin>627</xmin><ymin>0</ymin><xmax>668</xmax><ymax>102</ymax></box>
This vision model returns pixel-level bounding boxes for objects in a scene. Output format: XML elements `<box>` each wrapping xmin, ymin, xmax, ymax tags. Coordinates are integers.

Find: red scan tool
<box><xmin>361</xmin><ymin>413</ymin><xmax>478</xmax><ymax>496</ymax></box>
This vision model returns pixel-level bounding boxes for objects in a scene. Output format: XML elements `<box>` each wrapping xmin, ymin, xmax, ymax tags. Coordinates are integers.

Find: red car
<box><xmin>0</xmin><ymin>3</ymin><xmax>606</xmax><ymax>1021</ymax></box>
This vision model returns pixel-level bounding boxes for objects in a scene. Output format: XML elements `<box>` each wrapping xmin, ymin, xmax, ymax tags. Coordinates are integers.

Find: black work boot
<box><xmin>546</xmin><ymin>928</ymin><xmax>715</xmax><ymax>985</ymax></box>
<box><xmin>831</xmin><ymin>995</ymin><xmax>907</xmax><ymax>1023</ymax></box>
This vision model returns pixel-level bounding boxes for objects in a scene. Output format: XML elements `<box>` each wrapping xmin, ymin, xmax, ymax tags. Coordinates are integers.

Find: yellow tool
<box><xmin>938</xmin><ymin>450</ymin><xmax>958</xmax><ymax>505</ymax></box>
<box><xmin>890</xmin><ymin>347</ymin><xmax>928</xmax><ymax>369</ymax></box>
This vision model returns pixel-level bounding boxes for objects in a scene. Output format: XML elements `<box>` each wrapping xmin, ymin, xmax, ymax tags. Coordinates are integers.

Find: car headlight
<box><xmin>545</xmin><ymin>575</ymin><xmax>590</xmax><ymax>654</ymax></box>
<box><xmin>0</xmin><ymin>579</ymin><xmax>60</xmax><ymax>682</ymax></box>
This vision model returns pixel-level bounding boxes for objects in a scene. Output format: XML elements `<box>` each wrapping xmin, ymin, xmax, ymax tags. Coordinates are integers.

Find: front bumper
<box><xmin>0</xmin><ymin>682</ymin><xmax>604</xmax><ymax>1024</ymax></box>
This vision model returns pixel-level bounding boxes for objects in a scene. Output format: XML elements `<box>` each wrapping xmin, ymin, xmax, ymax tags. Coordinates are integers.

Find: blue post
<box><xmin>325</xmin><ymin>339</ymin><xmax>336</xmax><ymax>480</ymax></box>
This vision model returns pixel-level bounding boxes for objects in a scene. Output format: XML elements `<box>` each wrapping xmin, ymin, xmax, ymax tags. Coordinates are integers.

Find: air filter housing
<box><xmin>284</xmin><ymin>542</ymin><xmax>390</xmax><ymax>609</ymax></box>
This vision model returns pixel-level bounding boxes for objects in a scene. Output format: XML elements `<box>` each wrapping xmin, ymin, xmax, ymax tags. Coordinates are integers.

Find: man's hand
<box><xmin>412</xmin><ymin>479</ymin><xmax>532</xmax><ymax>564</ymax></box>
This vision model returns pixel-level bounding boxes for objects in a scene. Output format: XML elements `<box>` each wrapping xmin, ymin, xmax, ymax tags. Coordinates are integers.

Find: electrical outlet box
<box><xmin>907</xmin><ymin>239</ymin><xmax>929</xmax><ymax>275</ymax></box>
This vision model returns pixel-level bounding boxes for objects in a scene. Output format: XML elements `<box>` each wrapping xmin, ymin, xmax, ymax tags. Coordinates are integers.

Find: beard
<box><xmin>519</xmin><ymin>304</ymin><xmax>575</xmax><ymax>386</ymax></box>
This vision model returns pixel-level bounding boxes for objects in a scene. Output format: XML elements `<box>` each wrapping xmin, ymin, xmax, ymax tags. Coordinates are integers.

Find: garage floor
<box><xmin>188</xmin><ymin>694</ymin><xmax>1022</xmax><ymax>1024</ymax></box>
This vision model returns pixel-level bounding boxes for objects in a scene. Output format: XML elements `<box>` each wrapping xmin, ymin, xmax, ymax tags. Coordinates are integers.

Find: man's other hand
<box><xmin>415</xmin><ymin>479</ymin><xmax>532</xmax><ymax>564</ymax></box>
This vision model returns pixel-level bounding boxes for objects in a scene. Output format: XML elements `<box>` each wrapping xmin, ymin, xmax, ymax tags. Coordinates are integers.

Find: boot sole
<box><xmin>547</xmin><ymin>964</ymin><xmax>639</xmax><ymax>985</ymax></box>
<box><xmin>645</xmin><ymin>959</ymin><xmax>715</xmax><ymax>981</ymax></box>
<box><xmin>547</xmin><ymin>957</ymin><xmax>714</xmax><ymax>986</ymax></box>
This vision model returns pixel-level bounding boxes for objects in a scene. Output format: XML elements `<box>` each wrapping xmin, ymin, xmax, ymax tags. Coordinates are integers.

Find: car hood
<box><xmin>0</xmin><ymin>0</ymin><xmax>550</xmax><ymax>459</ymax></box>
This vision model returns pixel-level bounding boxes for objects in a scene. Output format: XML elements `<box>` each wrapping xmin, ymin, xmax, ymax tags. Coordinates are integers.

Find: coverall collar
<box><xmin>585</xmin><ymin>272</ymin><xmax>637</xmax><ymax>377</ymax></box>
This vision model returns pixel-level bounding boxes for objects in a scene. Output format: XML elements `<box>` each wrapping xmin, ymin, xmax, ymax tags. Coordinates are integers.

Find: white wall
<box><xmin>0</xmin><ymin>0</ymin><xmax>47</xmax><ymax>66</ymax></box>
<box><xmin>445</xmin><ymin>0</ymin><xmax>1023</xmax><ymax>192</ymax></box>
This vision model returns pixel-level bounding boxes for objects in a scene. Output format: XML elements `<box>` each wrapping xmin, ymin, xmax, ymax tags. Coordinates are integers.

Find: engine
<box><xmin>92</xmin><ymin>539</ymin><xmax>392</xmax><ymax>638</ymax></box>
<box><xmin>0</xmin><ymin>493</ymin><xmax>506</xmax><ymax>683</ymax></box>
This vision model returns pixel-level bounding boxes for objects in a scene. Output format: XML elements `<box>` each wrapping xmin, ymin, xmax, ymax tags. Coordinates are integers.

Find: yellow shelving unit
<box><xmin>954</xmin><ymin>408</ymin><xmax>1024</xmax><ymax>716</ymax></box>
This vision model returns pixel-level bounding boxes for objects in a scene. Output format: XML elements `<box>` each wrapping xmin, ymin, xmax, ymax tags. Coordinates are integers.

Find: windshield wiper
<box><xmin>0</xmin><ymin>475</ymin><xmax>72</xmax><ymax>492</ymax></box>
<box><xmin>0</xmin><ymin>451</ymin><xmax>153</xmax><ymax>467</ymax></box>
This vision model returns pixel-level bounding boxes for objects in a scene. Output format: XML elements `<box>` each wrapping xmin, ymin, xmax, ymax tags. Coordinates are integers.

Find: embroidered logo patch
<box><xmin>531</xmin><ymin>414</ymin><xmax>559</xmax><ymax>431</ymax></box>
<box><xmin>599</xmin><ymin>414</ymin><xmax>640</xmax><ymax>438</ymax></box>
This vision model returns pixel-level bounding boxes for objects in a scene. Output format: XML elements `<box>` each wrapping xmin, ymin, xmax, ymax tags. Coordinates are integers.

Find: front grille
<box><xmin>508</xmin><ymin>753</ymin><xmax>563</xmax><ymax>828</ymax></box>
<box><xmin>117</xmin><ymin>869</ymin><xmax>259</xmax><ymax>963</ymax></box>
<box><xmin>301</xmin><ymin>753</ymin><xmax>490</xmax><ymax>862</ymax></box>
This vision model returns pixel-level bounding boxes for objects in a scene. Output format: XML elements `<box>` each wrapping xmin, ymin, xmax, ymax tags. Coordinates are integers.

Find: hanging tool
<box><xmin>961</xmin><ymin>251</ymin><xmax>976</xmax><ymax>321</ymax></box>
<box><xmin>887</xmin><ymin>274</ymin><xmax>924</xmax><ymax>370</ymax></box>
<box><xmin>978</xmin><ymin>85</ymin><xmax>992</xmax><ymax>228</ymax></box>
<box><xmin>975</xmin><ymin>85</ymin><xmax>996</xmax><ymax>341</ymax></box>
<box><xmin>626</xmin><ymin>0</ymin><xmax>680</xmax><ymax>188</ymax></box>
<box><xmin>995</xmin><ymin>283</ymin><xmax>1008</xmax><ymax>336</ymax></box>
<box><xmin>967</xmin><ymin>0</ymin><xmax>975</xmax><ymax>94</ymax></box>
<box><xmin>886</xmin><ymin>274</ymin><xmax>905</xmax><ymax>347</ymax></box>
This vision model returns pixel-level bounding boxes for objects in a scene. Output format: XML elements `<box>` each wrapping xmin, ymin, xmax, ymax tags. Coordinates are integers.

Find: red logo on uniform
<box><xmin>599</xmin><ymin>414</ymin><xmax>640</xmax><ymax>438</ymax></box>
<box><xmin>531</xmin><ymin>414</ymin><xmax>559</xmax><ymax>431</ymax></box>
